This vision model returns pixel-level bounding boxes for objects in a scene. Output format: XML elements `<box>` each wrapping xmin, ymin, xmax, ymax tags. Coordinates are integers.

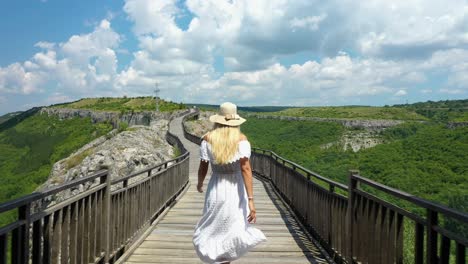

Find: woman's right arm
<box><xmin>198</xmin><ymin>136</ymin><xmax>210</xmax><ymax>193</ymax></box>
<box><xmin>197</xmin><ymin>160</ymin><xmax>208</xmax><ymax>193</ymax></box>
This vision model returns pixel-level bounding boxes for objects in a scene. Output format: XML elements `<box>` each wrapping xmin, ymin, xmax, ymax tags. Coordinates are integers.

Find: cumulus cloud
<box><xmin>0</xmin><ymin>63</ymin><xmax>46</xmax><ymax>94</ymax></box>
<box><xmin>0</xmin><ymin>19</ymin><xmax>120</xmax><ymax>98</ymax></box>
<box><xmin>289</xmin><ymin>14</ymin><xmax>327</xmax><ymax>31</ymax></box>
<box><xmin>1</xmin><ymin>0</ymin><xmax>468</xmax><ymax>114</ymax></box>
<box><xmin>354</xmin><ymin>0</ymin><xmax>468</xmax><ymax>59</ymax></box>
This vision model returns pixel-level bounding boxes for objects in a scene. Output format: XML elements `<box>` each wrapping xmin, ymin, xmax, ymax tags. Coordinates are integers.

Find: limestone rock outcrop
<box><xmin>244</xmin><ymin>114</ymin><xmax>405</xmax><ymax>130</ymax></box>
<box><xmin>35</xmin><ymin>119</ymin><xmax>176</xmax><ymax>208</ymax></box>
<box><xmin>39</xmin><ymin>107</ymin><xmax>186</xmax><ymax>127</ymax></box>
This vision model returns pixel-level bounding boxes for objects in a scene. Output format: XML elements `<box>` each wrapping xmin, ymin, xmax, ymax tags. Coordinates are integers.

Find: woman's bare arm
<box><xmin>240</xmin><ymin>157</ymin><xmax>256</xmax><ymax>223</ymax></box>
<box><xmin>197</xmin><ymin>160</ymin><xmax>209</xmax><ymax>193</ymax></box>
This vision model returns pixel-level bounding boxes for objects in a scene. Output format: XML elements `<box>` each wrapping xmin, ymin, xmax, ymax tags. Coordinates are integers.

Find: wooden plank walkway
<box><xmin>125</xmin><ymin>114</ymin><xmax>331</xmax><ymax>263</ymax></box>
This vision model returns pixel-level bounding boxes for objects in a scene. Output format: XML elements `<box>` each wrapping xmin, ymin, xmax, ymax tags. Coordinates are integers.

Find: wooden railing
<box><xmin>0</xmin><ymin>115</ymin><xmax>190</xmax><ymax>264</ymax></box>
<box><xmin>182</xmin><ymin>109</ymin><xmax>201</xmax><ymax>145</ymax></box>
<box><xmin>251</xmin><ymin>149</ymin><xmax>467</xmax><ymax>264</ymax></box>
<box><xmin>182</xmin><ymin>115</ymin><xmax>468</xmax><ymax>264</ymax></box>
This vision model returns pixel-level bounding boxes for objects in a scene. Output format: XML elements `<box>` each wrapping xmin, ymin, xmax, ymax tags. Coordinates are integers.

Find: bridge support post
<box><xmin>347</xmin><ymin>170</ymin><xmax>359</xmax><ymax>264</ymax></box>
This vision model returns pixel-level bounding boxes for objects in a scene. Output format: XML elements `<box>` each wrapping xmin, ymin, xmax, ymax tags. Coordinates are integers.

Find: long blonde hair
<box><xmin>206</xmin><ymin>123</ymin><xmax>241</xmax><ymax>164</ymax></box>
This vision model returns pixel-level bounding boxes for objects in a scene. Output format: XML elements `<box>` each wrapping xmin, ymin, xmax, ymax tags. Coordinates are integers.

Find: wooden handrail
<box><xmin>0</xmin><ymin>170</ymin><xmax>107</xmax><ymax>214</ymax></box>
<box><xmin>253</xmin><ymin>147</ymin><xmax>349</xmax><ymax>191</ymax></box>
<box><xmin>352</xmin><ymin>174</ymin><xmax>468</xmax><ymax>223</ymax></box>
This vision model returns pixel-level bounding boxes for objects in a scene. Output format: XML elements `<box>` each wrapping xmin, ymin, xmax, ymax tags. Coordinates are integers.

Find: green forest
<box><xmin>250</xmin><ymin>99</ymin><xmax>468</xmax><ymax>121</ymax></box>
<box><xmin>241</xmin><ymin>118</ymin><xmax>468</xmax><ymax>243</ymax></box>
<box><xmin>0</xmin><ymin>113</ymin><xmax>113</xmax><ymax>226</ymax></box>
<box><xmin>395</xmin><ymin>99</ymin><xmax>468</xmax><ymax>122</ymax></box>
<box><xmin>242</xmin><ymin>118</ymin><xmax>467</xmax><ymax>206</ymax></box>
<box><xmin>263</xmin><ymin>105</ymin><xmax>429</xmax><ymax>120</ymax></box>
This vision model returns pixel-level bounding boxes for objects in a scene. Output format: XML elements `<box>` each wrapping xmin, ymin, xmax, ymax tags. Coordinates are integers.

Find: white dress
<box><xmin>192</xmin><ymin>139</ymin><xmax>267</xmax><ymax>263</ymax></box>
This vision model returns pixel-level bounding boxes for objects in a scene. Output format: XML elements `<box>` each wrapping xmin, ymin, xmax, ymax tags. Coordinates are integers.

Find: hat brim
<box><xmin>209</xmin><ymin>114</ymin><xmax>246</xmax><ymax>126</ymax></box>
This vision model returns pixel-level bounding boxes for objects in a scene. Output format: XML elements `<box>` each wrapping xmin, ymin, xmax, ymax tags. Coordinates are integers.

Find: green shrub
<box><xmin>118</xmin><ymin>121</ymin><xmax>129</xmax><ymax>132</ymax></box>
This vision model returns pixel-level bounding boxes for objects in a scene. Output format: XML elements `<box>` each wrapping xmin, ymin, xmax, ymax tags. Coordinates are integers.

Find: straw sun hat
<box><xmin>209</xmin><ymin>102</ymin><xmax>246</xmax><ymax>126</ymax></box>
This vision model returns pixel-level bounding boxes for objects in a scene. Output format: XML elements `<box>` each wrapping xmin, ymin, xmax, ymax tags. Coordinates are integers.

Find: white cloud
<box><xmin>34</xmin><ymin>41</ymin><xmax>55</xmax><ymax>50</ymax></box>
<box><xmin>395</xmin><ymin>90</ymin><xmax>408</xmax><ymax>96</ymax></box>
<box><xmin>354</xmin><ymin>0</ymin><xmax>468</xmax><ymax>59</ymax></box>
<box><xmin>0</xmin><ymin>19</ymin><xmax>121</xmax><ymax>97</ymax></box>
<box><xmin>0</xmin><ymin>63</ymin><xmax>46</xmax><ymax>94</ymax></box>
<box><xmin>289</xmin><ymin>14</ymin><xmax>327</xmax><ymax>31</ymax></box>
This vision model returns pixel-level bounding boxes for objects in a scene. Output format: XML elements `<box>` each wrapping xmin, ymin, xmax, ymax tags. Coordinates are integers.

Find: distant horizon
<box><xmin>1</xmin><ymin>96</ymin><xmax>467</xmax><ymax>117</ymax></box>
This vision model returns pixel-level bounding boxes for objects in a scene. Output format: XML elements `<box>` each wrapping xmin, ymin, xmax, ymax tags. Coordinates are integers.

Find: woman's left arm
<box><xmin>240</xmin><ymin>158</ymin><xmax>256</xmax><ymax>223</ymax></box>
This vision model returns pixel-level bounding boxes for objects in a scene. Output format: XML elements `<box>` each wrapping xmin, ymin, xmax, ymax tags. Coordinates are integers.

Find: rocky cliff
<box><xmin>32</xmin><ymin>107</ymin><xmax>189</xmax><ymax>209</ymax></box>
<box><xmin>35</xmin><ymin>119</ymin><xmax>176</xmax><ymax>207</ymax></box>
<box><xmin>39</xmin><ymin>107</ymin><xmax>186</xmax><ymax>128</ymax></box>
<box><xmin>244</xmin><ymin>113</ymin><xmax>405</xmax><ymax>130</ymax></box>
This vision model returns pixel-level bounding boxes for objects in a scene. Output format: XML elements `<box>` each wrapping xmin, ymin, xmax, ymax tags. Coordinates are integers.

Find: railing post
<box><xmin>427</xmin><ymin>209</ymin><xmax>438</xmax><ymax>264</ymax></box>
<box><xmin>100</xmin><ymin>172</ymin><xmax>112</xmax><ymax>263</ymax></box>
<box><xmin>347</xmin><ymin>170</ymin><xmax>359</xmax><ymax>263</ymax></box>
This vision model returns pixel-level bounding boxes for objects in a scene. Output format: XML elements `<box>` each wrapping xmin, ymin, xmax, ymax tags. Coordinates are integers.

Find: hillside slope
<box><xmin>53</xmin><ymin>96</ymin><xmax>186</xmax><ymax>113</ymax></box>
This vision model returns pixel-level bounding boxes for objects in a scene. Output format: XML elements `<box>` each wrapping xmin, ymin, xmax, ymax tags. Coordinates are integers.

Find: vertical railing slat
<box><xmin>51</xmin><ymin>209</ymin><xmax>63</xmax><ymax>263</ymax></box>
<box><xmin>0</xmin><ymin>233</ymin><xmax>7</xmax><ymax>264</ymax></box>
<box><xmin>69</xmin><ymin>202</ymin><xmax>78</xmax><ymax>264</ymax></box>
<box><xmin>427</xmin><ymin>210</ymin><xmax>438</xmax><ymax>264</ymax></box>
<box><xmin>18</xmin><ymin>204</ymin><xmax>31</xmax><ymax>264</ymax></box>
<box><xmin>76</xmin><ymin>199</ymin><xmax>84</xmax><ymax>264</ymax></box>
<box><xmin>395</xmin><ymin>213</ymin><xmax>404</xmax><ymax>264</ymax></box>
<box><xmin>415</xmin><ymin>222</ymin><xmax>424</xmax><ymax>264</ymax></box>
<box><xmin>42</xmin><ymin>214</ymin><xmax>52</xmax><ymax>263</ymax></box>
<box><xmin>456</xmin><ymin>243</ymin><xmax>466</xmax><ymax>264</ymax></box>
<box><xmin>440</xmin><ymin>235</ymin><xmax>451</xmax><ymax>264</ymax></box>
<box><xmin>32</xmin><ymin>218</ymin><xmax>43</xmax><ymax>264</ymax></box>
<box><xmin>90</xmin><ymin>193</ymin><xmax>97</xmax><ymax>262</ymax></box>
<box><xmin>11</xmin><ymin>227</ymin><xmax>20</xmax><ymax>263</ymax></box>
<box><xmin>102</xmin><ymin>172</ymin><xmax>111</xmax><ymax>263</ymax></box>
<box><xmin>61</xmin><ymin>206</ymin><xmax>70</xmax><ymax>264</ymax></box>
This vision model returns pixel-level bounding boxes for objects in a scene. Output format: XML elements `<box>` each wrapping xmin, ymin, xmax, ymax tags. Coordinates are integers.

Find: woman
<box><xmin>192</xmin><ymin>102</ymin><xmax>267</xmax><ymax>263</ymax></box>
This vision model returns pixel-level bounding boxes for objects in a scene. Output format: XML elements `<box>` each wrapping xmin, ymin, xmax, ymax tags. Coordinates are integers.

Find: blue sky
<box><xmin>0</xmin><ymin>0</ymin><xmax>467</xmax><ymax>115</ymax></box>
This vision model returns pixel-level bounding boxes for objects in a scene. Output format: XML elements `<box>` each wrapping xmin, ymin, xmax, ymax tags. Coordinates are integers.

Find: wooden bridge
<box><xmin>0</xmin><ymin>110</ymin><xmax>467</xmax><ymax>264</ymax></box>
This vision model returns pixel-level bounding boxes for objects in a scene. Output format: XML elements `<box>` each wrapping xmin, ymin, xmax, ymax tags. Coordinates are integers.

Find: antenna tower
<box><xmin>154</xmin><ymin>82</ymin><xmax>160</xmax><ymax>112</ymax></box>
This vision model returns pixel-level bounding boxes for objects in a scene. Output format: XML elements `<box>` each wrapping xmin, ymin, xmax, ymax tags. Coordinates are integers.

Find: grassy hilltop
<box><xmin>53</xmin><ymin>96</ymin><xmax>186</xmax><ymax>113</ymax></box>
<box><xmin>245</xmin><ymin>99</ymin><xmax>468</xmax><ymax>121</ymax></box>
<box><xmin>0</xmin><ymin>111</ymin><xmax>23</xmax><ymax>125</ymax></box>
<box><xmin>264</xmin><ymin>106</ymin><xmax>428</xmax><ymax>120</ymax></box>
